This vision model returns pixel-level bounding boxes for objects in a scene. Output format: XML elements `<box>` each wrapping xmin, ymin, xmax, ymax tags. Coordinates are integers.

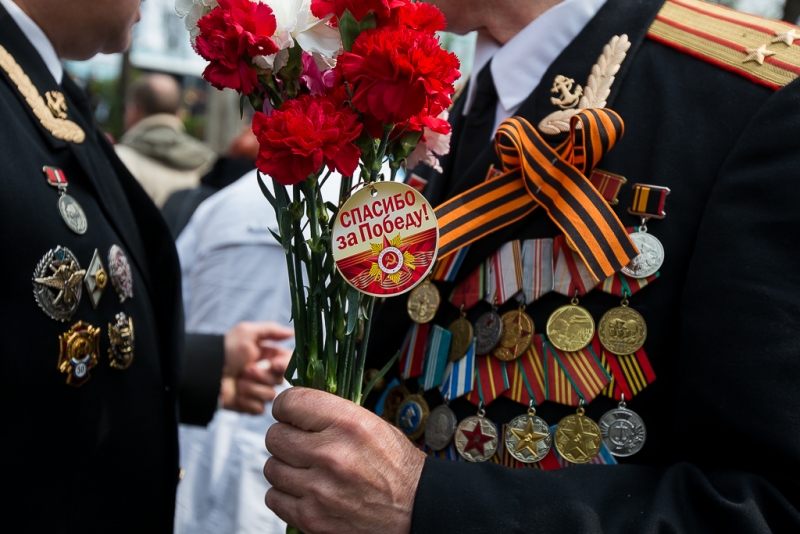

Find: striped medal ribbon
<box><xmin>435</xmin><ymin>110</ymin><xmax>638</xmax><ymax>283</ymax></box>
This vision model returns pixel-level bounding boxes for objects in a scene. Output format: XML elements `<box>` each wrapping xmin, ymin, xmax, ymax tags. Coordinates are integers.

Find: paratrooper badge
<box><xmin>32</xmin><ymin>246</ymin><xmax>85</xmax><ymax>322</ymax></box>
<box><xmin>108</xmin><ymin>313</ymin><xmax>135</xmax><ymax>370</ymax></box>
<box><xmin>58</xmin><ymin>321</ymin><xmax>100</xmax><ymax>387</ymax></box>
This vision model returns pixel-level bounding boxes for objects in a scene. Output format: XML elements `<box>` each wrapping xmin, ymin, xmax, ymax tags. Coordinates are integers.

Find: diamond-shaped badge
<box><xmin>83</xmin><ymin>249</ymin><xmax>108</xmax><ymax>310</ymax></box>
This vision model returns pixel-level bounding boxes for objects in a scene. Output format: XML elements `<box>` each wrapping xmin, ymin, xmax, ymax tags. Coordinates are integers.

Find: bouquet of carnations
<box><xmin>176</xmin><ymin>0</ymin><xmax>460</xmax><ymax>403</ymax></box>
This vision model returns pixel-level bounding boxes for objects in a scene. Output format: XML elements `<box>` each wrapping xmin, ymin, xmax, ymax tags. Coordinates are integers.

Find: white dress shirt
<box><xmin>0</xmin><ymin>0</ymin><xmax>63</xmax><ymax>83</ymax></box>
<box><xmin>462</xmin><ymin>0</ymin><xmax>608</xmax><ymax>135</ymax></box>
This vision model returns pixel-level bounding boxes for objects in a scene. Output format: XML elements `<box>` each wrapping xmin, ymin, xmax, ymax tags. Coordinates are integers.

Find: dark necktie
<box><xmin>451</xmin><ymin>62</ymin><xmax>499</xmax><ymax>182</ymax></box>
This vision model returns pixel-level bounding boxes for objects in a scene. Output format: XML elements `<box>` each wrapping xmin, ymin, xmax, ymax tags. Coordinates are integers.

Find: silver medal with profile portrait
<box><xmin>57</xmin><ymin>194</ymin><xmax>88</xmax><ymax>235</ymax></box>
<box><xmin>424</xmin><ymin>404</ymin><xmax>457</xmax><ymax>451</ymax></box>
<box><xmin>621</xmin><ymin>230</ymin><xmax>663</xmax><ymax>279</ymax></box>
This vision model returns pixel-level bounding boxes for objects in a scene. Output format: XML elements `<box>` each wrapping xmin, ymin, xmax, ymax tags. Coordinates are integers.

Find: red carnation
<box><xmin>339</xmin><ymin>27</ymin><xmax>460</xmax><ymax>125</ymax></box>
<box><xmin>384</xmin><ymin>2</ymin><xmax>447</xmax><ymax>32</ymax></box>
<box><xmin>252</xmin><ymin>94</ymin><xmax>364</xmax><ymax>186</ymax></box>
<box><xmin>195</xmin><ymin>0</ymin><xmax>279</xmax><ymax>94</ymax></box>
<box><xmin>311</xmin><ymin>0</ymin><xmax>403</xmax><ymax>22</ymax></box>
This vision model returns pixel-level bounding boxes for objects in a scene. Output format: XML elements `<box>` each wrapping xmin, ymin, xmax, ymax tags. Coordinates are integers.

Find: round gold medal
<box><xmin>492</xmin><ymin>309</ymin><xmax>534</xmax><ymax>361</ymax></box>
<box><xmin>598</xmin><ymin>303</ymin><xmax>647</xmax><ymax>356</ymax></box>
<box><xmin>447</xmin><ymin>316</ymin><xmax>474</xmax><ymax>362</ymax></box>
<box><xmin>546</xmin><ymin>298</ymin><xmax>595</xmax><ymax>352</ymax></box>
<box><xmin>554</xmin><ymin>407</ymin><xmax>602</xmax><ymax>464</ymax></box>
<box><xmin>407</xmin><ymin>280</ymin><xmax>440</xmax><ymax>324</ymax></box>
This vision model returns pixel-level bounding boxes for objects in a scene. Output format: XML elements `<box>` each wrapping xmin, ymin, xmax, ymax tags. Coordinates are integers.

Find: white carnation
<box><xmin>175</xmin><ymin>0</ymin><xmax>218</xmax><ymax>39</ymax></box>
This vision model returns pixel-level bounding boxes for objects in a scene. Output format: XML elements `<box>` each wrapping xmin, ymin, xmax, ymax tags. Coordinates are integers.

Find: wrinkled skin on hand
<box><xmin>264</xmin><ymin>388</ymin><xmax>426</xmax><ymax>534</ymax></box>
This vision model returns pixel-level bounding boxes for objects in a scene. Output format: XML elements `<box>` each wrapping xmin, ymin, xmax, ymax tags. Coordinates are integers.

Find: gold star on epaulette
<box><xmin>772</xmin><ymin>28</ymin><xmax>800</xmax><ymax>46</ymax></box>
<box><xmin>743</xmin><ymin>44</ymin><xmax>776</xmax><ymax>66</ymax></box>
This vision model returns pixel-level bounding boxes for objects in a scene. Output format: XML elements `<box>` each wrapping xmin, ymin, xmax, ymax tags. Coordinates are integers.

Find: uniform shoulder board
<box><xmin>648</xmin><ymin>0</ymin><xmax>800</xmax><ymax>90</ymax></box>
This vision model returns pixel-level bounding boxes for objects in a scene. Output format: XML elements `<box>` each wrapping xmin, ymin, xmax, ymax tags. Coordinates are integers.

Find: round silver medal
<box><xmin>599</xmin><ymin>401</ymin><xmax>647</xmax><ymax>457</ymax></box>
<box><xmin>455</xmin><ymin>415</ymin><xmax>498</xmax><ymax>462</ymax></box>
<box><xmin>474</xmin><ymin>311</ymin><xmax>504</xmax><ymax>355</ymax></box>
<box><xmin>32</xmin><ymin>246</ymin><xmax>85</xmax><ymax>322</ymax></box>
<box><xmin>425</xmin><ymin>404</ymin><xmax>457</xmax><ymax>451</ymax></box>
<box><xmin>57</xmin><ymin>194</ymin><xmax>88</xmax><ymax>235</ymax></box>
<box><xmin>504</xmin><ymin>412</ymin><xmax>552</xmax><ymax>464</ymax></box>
<box><xmin>621</xmin><ymin>230</ymin><xmax>664</xmax><ymax>279</ymax></box>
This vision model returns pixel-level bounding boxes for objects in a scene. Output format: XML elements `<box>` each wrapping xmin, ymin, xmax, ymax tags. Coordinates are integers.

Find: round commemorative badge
<box><xmin>332</xmin><ymin>182</ymin><xmax>439</xmax><ymax>297</ymax></box>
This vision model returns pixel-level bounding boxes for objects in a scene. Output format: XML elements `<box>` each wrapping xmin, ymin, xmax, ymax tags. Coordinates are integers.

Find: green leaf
<box><xmin>346</xmin><ymin>286</ymin><xmax>360</xmax><ymax>335</ymax></box>
<box><xmin>359</xmin><ymin>13</ymin><xmax>377</xmax><ymax>32</ymax></box>
<box><xmin>256</xmin><ymin>171</ymin><xmax>277</xmax><ymax>210</ymax></box>
<box><xmin>284</xmin><ymin>350</ymin><xmax>298</xmax><ymax>383</ymax></box>
<box><xmin>239</xmin><ymin>94</ymin><xmax>246</xmax><ymax>120</ymax></box>
<box><xmin>338</xmin><ymin>10</ymin><xmax>360</xmax><ymax>52</ymax></box>
<box><xmin>268</xmin><ymin>228</ymin><xmax>282</xmax><ymax>243</ymax></box>
<box><xmin>361</xmin><ymin>349</ymin><xmax>400</xmax><ymax>406</ymax></box>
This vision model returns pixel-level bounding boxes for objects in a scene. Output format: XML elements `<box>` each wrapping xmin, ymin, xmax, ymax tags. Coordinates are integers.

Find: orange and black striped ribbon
<box><xmin>629</xmin><ymin>184</ymin><xmax>670</xmax><ymax>219</ymax></box>
<box><xmin>435</xmin><ymin>109</ymin><xmax>637</xmax><ymax>282</ymax></box>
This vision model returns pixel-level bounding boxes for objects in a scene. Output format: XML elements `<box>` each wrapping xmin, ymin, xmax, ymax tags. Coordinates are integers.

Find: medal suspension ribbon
<box><xmin>435</xmin><ymin>109</ymin><xmax>638</xmax><ymax>282</ymax></box>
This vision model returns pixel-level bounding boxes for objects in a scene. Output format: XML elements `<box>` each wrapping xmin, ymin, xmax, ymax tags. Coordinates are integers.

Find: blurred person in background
<box><xmin>174</xmin><ymin>168</ymin><xmax>343</xmax><ymax>534</ymax></box>
<box><xmin>116</xmin><ymin>72</ymin><xmax>215</xmax><ymax>207</ymax></box>
<box><xmin>0</xmin><ymin>0</ymin><xmax>291</xmax><ymax>530</ymax></box>
<box><xmin>162</xmin><ymin>123</ymin><xmax>258</xmax><ymax>239</ymax></box>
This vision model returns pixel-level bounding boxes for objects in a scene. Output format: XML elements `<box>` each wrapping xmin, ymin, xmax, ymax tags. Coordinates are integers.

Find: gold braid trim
<box><xmin>0</xmin><ymin>44</ymin><xmax>85</xmax><ymax>143</ymax></box>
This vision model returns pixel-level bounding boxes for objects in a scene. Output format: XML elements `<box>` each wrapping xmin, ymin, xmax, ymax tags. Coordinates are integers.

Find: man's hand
<box><xmin>220</xmin><ymin>322</ymin><xmax>294</xmax><ymax>415</ymax></box>
<box><xmin>264</xmin><ymin>388</ymin><xmax>426</xmax><ymax>534</ymax></box>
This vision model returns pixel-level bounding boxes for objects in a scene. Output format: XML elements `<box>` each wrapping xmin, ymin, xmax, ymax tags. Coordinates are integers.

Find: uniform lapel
<box><xmin>447</xmin><ymin>0</ymin><xmax>666</xmax><ymax>283</ymax></box>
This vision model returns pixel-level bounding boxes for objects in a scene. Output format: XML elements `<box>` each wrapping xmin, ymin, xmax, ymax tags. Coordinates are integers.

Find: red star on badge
<box><xmin>461</xmin><ymin>422</ymin><xmax>494</xmax><ymax>457</ymax></box>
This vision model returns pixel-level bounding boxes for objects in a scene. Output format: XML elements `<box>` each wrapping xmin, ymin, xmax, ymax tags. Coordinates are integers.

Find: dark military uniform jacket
<box><xmin>367</xmin><ymin>0</ymin><xmax>800</xmax><ymax>531</ymax></box>
<box><xmin>0</xmin><ymin>6</ymin><xmax>224</xmax><ymax>532</ymax></box>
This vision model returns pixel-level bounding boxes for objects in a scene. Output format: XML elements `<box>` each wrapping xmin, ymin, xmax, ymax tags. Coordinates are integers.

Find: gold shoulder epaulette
<box><xmin>648</xmin><ymin>0</ymin><xmax>800</xmax><ymax>90</ymax></box>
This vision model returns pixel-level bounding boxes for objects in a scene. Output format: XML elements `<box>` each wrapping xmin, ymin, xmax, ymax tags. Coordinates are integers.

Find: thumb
<box><xmin>272</xmin><ymin>387</ymin><xmax>356</xmax><ymax>433</ymax></box>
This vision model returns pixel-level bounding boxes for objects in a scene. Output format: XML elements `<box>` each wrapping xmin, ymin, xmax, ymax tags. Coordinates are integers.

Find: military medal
<box><xmin>447</xmin><ymin>307</ymin><xmax>473</xmax><ymax>362</ymax></box>
<box><xmin>43</xmin><ymin>166</ymin><xmax>88</xmax><ymax>235</ymax></box>
<box><xmin>33</xmin><ymin>246</ymin><xmax>85</xmax><ymax>322</ymax></box>
<box><xmin>83</xmin><ymin>249</ymin><xmax>108</xmax><ymax>309</ymax></box>
<box><xmin>622</xmin><ymin>184</ymin><xmax>669</xmax><ymax>279</ymax></box>
<box><xmin>474</xmin><ymin>307</ymin><xmax>503</xmax><ymax>356</ymax></box>
<box><xmin>492</xmin><ymin>304</ymin><xmax>534</xmax><ymax>362</ymax></box>
<box><xmin>108</xmin><ymin>312</ymin><xmax>135</xmax><ymax>370</ymax></box>
<box><xmin>504</xmin><ymin>402</ymin><xmax>551</xmax><ymax>463</ymax></box>
<box><xmin>546</xmin><ymin>294</ymin><xmax>595</xmax><ymax>352</ymax></box>
<box><xmin>599</xmin><ymin>395</ymin><xmax>646</xmax><ymax>457</ymax></box>
<box><xmin>58</xmin><ymin>321</ymin><xmax>100</xmax><ymax>387</ymax></box>
<box><xmin>554</xmin><ymin>404</ymin><xmax>602</xmax><ymax>464</ymax></box>
<box><xmin>332</xmin><ymin>181</ymin><xmax>438</xmax><ymax>297</ymax></box>
<box><xmin>455</xmin><ymin>406</ymin><xmax>498</xmax><ymax>462</ymax></box>
<box><xmin>396</xmin><ymin>394</ymin><xmax>430</xmax><ymax>441</ymax></box>
<box><xmin>407</xmin><ymin>279</ymin><xmax>440</xmax><ymax>324</ymax></box>
<box><xmin>425</xmin><ymin>400</ymin><xmax>458</xmax><ymax>451</ymax></box>
<box><xmin>598</xmin><ymin>297</ymin><xmax>647</xmax><ymax>356</ymax></box>
<box><xmin>108</xmin><ymin>245</ymin><xmax>134</xmax><ymax>302</ymax></box>
<box><xmin>381</xmin><ymin>382</ymin><xmax>411</xmax><ymax>425</ymax></box>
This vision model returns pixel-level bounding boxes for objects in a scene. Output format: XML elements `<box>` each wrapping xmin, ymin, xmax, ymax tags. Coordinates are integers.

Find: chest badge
<box><xmin>33</xmin><ymin>246</ymin><xmax>85</xmax><ymax>322</ymax></box>
<box><xmin>108</xmin><ymin>245</ymin><xmax>134</xmax><ymax>302</ymax></box>
<box><xmin>83</xmin><ymin>249</ymin><xmax>107</xmax><ymax>309</ymax></box>
<box><xmin>108</xmin><ymin>313</ymin><xmax>135</xmax><ymax>370</ymax></box>
<box><xmin>58</xmin><ymin>321</ymin><xmax>100</xmax><ymax>387</ymax></box>
<box><xmin>539</xmin><ymin>35</ymin><xmax>631</xmax><ymax>135</ymax></box>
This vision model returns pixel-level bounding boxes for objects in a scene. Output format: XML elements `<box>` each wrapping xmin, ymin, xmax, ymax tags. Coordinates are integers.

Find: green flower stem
<box><xmin>351</xmin><ymin>295</ymin><xmax>376</xmax><ymax>404</ymax></box>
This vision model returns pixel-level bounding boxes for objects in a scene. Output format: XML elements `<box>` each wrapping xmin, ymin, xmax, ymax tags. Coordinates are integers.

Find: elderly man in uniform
<box><xmin>0</xmin><ymin>0</ymin><xmax>292</xmax><ymax>531</ymax></box>
<box><xmin>264</xmin><ymin>0</ymin><xmax>800</xmax><ymax>532</ymax></box>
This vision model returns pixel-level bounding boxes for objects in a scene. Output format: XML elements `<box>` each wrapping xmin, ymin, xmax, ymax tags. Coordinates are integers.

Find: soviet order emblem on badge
<box><xmin>396</xmin><ymin>394</ymin><xmax>430</xmax><ymax>441</ymax></box>
<box><xmin>33</xmin><ymin>246</ymin><xmax>85</xmax><ymax>322</ymax></box>
<box><xmin>108</xmin><ymin>245</ymin><xmax>134</xmax><ymax>302</ymax></box>
<box><xmin>58</xmin><ymin>321</ymin><xmax>100</xmax><ymax>387</ymax></box>
<box><xmin>332</xmin><ymin>182</ymin><xmax>438</xmax><ymax>297</ymax></box>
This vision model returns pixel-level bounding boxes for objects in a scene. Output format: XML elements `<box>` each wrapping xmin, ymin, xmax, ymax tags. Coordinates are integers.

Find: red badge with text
<box><xmin>333</xmin><ymin>182</ymin><xmax>439</xmax><ymax>297</ymax></box>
